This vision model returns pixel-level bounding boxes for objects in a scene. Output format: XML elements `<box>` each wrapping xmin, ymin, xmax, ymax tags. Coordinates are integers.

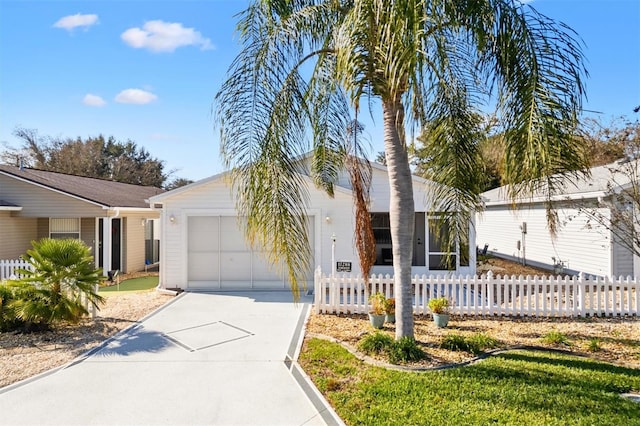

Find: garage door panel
<box><xmin>188</xmin><ymin>252</ymin><xmax>220</xmax><ymax>281</ymax></box>
<box><xmin>187</xmin><ymin>215</ymin><xmax>315</xmax><ymax>290</ymax></box>
<box><xmin>251</xmin><ymin>252</ymin><xmax>283</xmax><ymax>281</ymax></box>
<box><xmin>220</xmin><ymin>252</ymin><xmax>252</xmax><ymax>281</ymax></box>
<box><xmin>220</xmin><ymin>216</ymin><xmax>247</xmax><ymax>251</ymax></box>
<box><xmin>188</xmin><ymin>217</ymin><xmax>219</xmax><ymax>252</ymax></box>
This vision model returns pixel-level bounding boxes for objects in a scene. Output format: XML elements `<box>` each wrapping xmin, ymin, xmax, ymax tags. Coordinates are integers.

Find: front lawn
<box><xmin>99</xmin><ymin>276</ymin><xmax>159</xmax><ymax>294</ymax></box>
<box><xmin>299</xmin><ymin>338</ymin><xmax>640</xmax><ymax>426</ymax></box>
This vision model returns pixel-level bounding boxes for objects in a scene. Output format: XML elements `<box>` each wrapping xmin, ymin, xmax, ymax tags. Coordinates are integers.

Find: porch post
<box><xmin>102</xmin><ymin>216</ymin><xmax>112</xmax><ymax>277</ymax></box>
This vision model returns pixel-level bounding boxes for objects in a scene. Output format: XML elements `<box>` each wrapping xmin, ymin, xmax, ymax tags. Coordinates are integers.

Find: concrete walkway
<box><xmin>0</xmin><ymin>292</ymin><xmax>342</xmax><ymax>426</ymax></box>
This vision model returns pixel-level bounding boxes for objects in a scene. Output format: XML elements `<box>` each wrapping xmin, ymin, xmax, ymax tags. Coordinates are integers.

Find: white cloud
<box><xmin>121</xmin><ymin>20</ymin><xmax>213</xmax><ymax>53</ymax></box>
<box><xmin>53</xmin><ymin>13</ymin><xmax>98</xmax><ymax>31</ymax></box>
<box><xmin>83</xmin><ymin>94</ymin><xmax>106</xmax><ymax>107</ymax></box>
<box><xmin>115</xmin><ymin>89</ymin><xmax>158</xmax><ymax>105</ymax></box>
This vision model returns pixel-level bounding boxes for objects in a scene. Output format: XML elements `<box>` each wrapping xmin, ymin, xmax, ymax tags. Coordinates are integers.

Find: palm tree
<box><xmin>215</xmin><ymin>0</ymin><xmax>589</xmax><ymax>339</ymax></box>
<box><xmin>10</xmin><ymin>238</ymin><xmax>105</xmax><ymax>329</ymax></box>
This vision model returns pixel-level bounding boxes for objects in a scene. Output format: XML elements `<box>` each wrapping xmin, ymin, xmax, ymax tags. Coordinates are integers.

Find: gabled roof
<box><xmin>482</xmin><ymin>159</ymin><xmax>638</xmax><ymax>206</ymax></box>
<box><xmin>0</xmin><ymin>165</ymin><xmax>164</xmax><ymax>208</ymax></box>
<box><xmin>147</xmin><ymin>156</ymin><xmax>438</xmax><ymax>204</ymax></box>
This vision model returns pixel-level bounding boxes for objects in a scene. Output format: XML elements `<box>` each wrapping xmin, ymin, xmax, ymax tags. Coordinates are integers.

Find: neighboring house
<box><xmin>476</xmin><ymin>160</ymin><xmax>639</xmax><ymax>278</ymax></box>
<box><xmin>148</xmin><ymin>160</ymin><xmax>477</xmax><ymax>291</ymax></box>
<box><xmin>0</xmin><ymin>165</ymin><xmax>164</xmax><ymax>274</ymax></box>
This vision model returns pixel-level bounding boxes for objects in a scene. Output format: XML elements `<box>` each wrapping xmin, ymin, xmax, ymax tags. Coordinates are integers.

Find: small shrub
<box><xmin>359</xmin><ymin>332</ymin><xmax>393</xmax><ymax>355</ymax></box>
<box><xmin>388</xmin><ymin>337</ymin><xmax>425</xmax><ymax>364</ymax></box>
<box><xmin>467</xmin><ymin>333</ymin><xmax>500</xmax><ymax>354</ymax></box>
<box><xmin>541</xmin><ymin>330</ymin><xmax>572</xmax><ymax>347</ymax></box>
<box><xmin>383</xmin><ymin>297</ymin><xmax>395</xmax><ymax>315</ymax></box>
<box><xmin>586</xmin><ymin>338</ymin><xmax>601</xmax><ymax>352</ymax></box>
<box><xmin>440</xmin><ymin>333</ymin><xmax>499</xmax><ymax>355</ymax></box>
<box><xmin>428</xmin><ymin>297</ymin><xmax>450</xmax><ymax>314</ymax></box>
<box><xmin>369</xmin><ymin>292</ymin><xmax>386</xmax><ymax>315</ymax></box>
<box><xmin>441</xmin><ymin>334</ymin><xmax>471</xmax><ymax>352</ymax></box>
<box><xmin>0</xmin><ymin>283</ymin><xmax>24</xmax><ymax>332</ymax></box>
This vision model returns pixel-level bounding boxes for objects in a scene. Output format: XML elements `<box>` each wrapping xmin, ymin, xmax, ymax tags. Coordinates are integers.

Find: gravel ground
<box><xmin>0</xmin><ymin>291</ymin><xmax>173</xmax><ymax>388</ymax></box>
<box><xmin>306</xmin><ymin>312</ymin><xmax>640</xmax><ymax>369</ymax></box>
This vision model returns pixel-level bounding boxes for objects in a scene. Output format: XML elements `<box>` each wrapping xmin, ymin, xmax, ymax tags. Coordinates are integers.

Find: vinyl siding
<box><xmin>0</xmin><ymin>174</ymin><xmax>105</xmax><ymax>217</ymax></box>
<box><xmin>612</xmin><ymin>229</ymin><xmax>634</xmax><ymax>277</ymax></box>
<box><xmin>0</xmin><ymin>212</ymin><xmax>37</xmax><ymax>258</ymax></box>
<box><xmin>477</xmin><ymin>204</ymin><xmax>612</xmax><ymax>276</ymax></box>
<box><xmin>123</xmin><ymin>214</ymin><xmax>148</xmax><ymax>273</ymax></box>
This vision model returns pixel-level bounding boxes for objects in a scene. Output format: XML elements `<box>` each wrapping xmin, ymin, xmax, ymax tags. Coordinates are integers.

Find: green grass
<box><xmin>99</xmin><ymin>276</ymin><xmax>159</xmax><ymax>294</ymax></box>
<box><xmin>299</xmin><ymin>338</ymin><xmax>640</xmax><ymax>426</ymax></box>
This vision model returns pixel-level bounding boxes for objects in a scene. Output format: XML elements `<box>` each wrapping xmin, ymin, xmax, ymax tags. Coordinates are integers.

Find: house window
<box><xmin>428</xmin><ymin>218</ymin><xmax>456</xmax><ymax>270</ymax></box>
<box><xmin>50</xmin><ymin>218</ymin><xmax>81</xmax><ymax>240</ymax></box>
<box><xmin>371</xmin><ymin>213</ymin><xmax>426</xmax><ymax>266</ymax></box>
<box><xmin>371</xmin><ymin>213</ymin><xmax>469</xmax><ymax>269</ymax></box>
<box><xmin>428</xmin><ymin>216</ymin><xmax>470</xmax><ymax>269</ymax></box>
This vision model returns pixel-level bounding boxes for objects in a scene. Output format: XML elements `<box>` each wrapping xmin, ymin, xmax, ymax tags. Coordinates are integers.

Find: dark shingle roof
<box><xmin>0</xmin><ymin>199</ymin><xmax>20</xmax><ymax>207</ymax></box>
<box><xmin>0</xmin><ymin>165</ymin><xmax>164</xmax><ymax>208</ymax></box>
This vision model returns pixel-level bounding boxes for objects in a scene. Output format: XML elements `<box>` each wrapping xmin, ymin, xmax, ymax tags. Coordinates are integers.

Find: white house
<box><xmin>476</xmin><ymin>160</ymin><xmax>639</xmax><ymax>278</ymax></box>
<box><xmin>148</xmin><ymin>160</ymin><xmax>476</xmax><ymax>291</ymax></box>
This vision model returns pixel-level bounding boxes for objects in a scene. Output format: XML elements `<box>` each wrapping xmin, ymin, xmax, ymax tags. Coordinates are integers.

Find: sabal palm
<box><xmin>216</xmin><ymin>0</ymin><xmax>589</xmax><ymax>339</ymax></box>
<box><xmin>10</xmin><ymin>238</ymin><xmax>105</xmax><ymax>327</ymax></box>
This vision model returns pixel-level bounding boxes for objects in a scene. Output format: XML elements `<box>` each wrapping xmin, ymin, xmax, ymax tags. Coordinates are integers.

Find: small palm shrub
<box><xmin>359</xmin><ymin>332</ymin><xmax>394</xmax><ymax>355</ymax></box>
<box><xmin>441</xmin><ymin>333</ymin><xmax>500</xmax><ymax>355</ymax></box>
<box><xmin>441</xmin><ymin>334</ymin><xmax>470</xmax><ymax>352</ymax></box>
<box><xmin>388</xmin><ymin>336</ymin><xmax>425</xmax><ymax>364</ymax></box>
<box><xmin>586</xmin><ymin>338</ymin><xmax>602</xmax><ymax>352</ymax></box>
<box><xmin>7</xmin><ymin>238</ymin><xmax>105</xmax><ymax>329</ymax></box>
<box><xmin>541</xmin><ymin>330</ymin><xmax>572</xmax><ymax>347</ymax></box>
<box><xmin>467</xmin><ymin>333</ymin><xmax>500</xmax><ymax>354</ymax></box>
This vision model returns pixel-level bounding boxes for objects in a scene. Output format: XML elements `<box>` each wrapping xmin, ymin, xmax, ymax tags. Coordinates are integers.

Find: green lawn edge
<box><xmin>299</xmin><ymin>338</ymin><xmax>640</xmax><ymax>426</ymax></box>
<box><xmin>99</xmin><ymin>276</ymin><xmax>159</xmax><ymax>294</ymax></box>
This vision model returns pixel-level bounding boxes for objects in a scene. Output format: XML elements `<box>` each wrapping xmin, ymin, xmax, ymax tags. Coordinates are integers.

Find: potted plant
<box><xmin>368</xmin><ymin>292</ymin><xmax>386</xmax><ymax>329</ymax></box>
<box><xmin>428</xmin><ymin>297</ymin><xmax>450</xmax><ymax>328</ymax></box>
<box><xmin>384</xmin><ymin>297</ymin><xmax>396</xmax><ymax>324</ymax></box>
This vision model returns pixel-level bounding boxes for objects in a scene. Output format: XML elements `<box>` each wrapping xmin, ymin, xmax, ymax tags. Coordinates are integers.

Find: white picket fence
<box><xmin>0</xmin><ymin>259</ymin><xmax>32</xmax><ymax>280</ymax></box>
<box><xmin>314</xmin><ymin>269</ymin><xmax>640</xmax><ymax>317</ymax></box>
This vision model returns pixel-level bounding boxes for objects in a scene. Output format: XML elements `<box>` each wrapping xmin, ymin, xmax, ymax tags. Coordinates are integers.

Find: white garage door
<box><xmin>187</xmin><ymin>216</ymin><xmax>314</xmax><ymax>290</ymax></box>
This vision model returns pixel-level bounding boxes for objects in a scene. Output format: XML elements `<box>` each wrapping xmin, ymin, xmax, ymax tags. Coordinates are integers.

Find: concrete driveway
<box><xmin>0</xmin><ymin>292</ymin><xmax>341</xmax><ymax>426</ymax></box>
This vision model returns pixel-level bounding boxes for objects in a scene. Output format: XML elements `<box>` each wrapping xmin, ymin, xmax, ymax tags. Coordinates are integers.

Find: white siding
<box><xmin>477</xmin><ymin>204</ymin><xmax>612</xmax><ymax>277</ymax></box>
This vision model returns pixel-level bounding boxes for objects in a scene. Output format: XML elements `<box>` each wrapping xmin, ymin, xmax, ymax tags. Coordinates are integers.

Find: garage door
<box><xmin>187</xmin><ymin>216</ymin><xmax>314</xmax><ymax>289</ymax></box>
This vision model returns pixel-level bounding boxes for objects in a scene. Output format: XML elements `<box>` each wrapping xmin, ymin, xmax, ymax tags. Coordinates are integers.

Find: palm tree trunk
<box><xmin>382</xmin><ymin>98</ymin><xmax>415</xmax><ymax>340</ymax></box>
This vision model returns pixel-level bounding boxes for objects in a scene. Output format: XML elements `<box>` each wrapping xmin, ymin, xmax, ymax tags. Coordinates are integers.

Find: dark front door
<box><xmin>98</xmin><ymin>218</ymin><xmax>122</xmax><ymax>271</ymax></box>
<box><xmin>98</xmin><ymin>219</ymin><xmax>104</xmax><ymax>268</ymax></box>
<box><xmin>111</xmin><ymin>218</ymin><xmax>121</xmax><ymax>271</ymax></box>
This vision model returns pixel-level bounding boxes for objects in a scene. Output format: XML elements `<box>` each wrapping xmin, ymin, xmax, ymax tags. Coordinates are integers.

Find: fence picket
<box><xmin>312</xmin><ymin>269</ymin><xmax>639</xmax><ymax>318</ymax></box>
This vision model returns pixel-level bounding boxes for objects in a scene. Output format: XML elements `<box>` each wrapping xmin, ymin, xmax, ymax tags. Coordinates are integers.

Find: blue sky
<box><xmin>0</xmin><ymin>0</ymin><xmax>638</xmax><ymax>182</ymax></box>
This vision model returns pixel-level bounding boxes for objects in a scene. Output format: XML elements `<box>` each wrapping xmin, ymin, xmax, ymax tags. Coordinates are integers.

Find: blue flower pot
<box><xmin>369</xmin><ymin>313</ymin><xmax>385</xmax><ymax>329</ymax></box>
<box><xmin>433</xmin><ymin>313</ymin><xmax>450</xmax><ymax>328</ymax></box>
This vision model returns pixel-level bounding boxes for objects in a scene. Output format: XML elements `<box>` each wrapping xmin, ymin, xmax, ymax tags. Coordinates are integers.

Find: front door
<box><xmin>111</xmin><ymin>218</ymin><xmax>121</xmax><ymax>271</ymax></box>
<box><xmin>98</xmin><ymin>218</ymin><xmax>122</xmax><ymax>271</ymax></box>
